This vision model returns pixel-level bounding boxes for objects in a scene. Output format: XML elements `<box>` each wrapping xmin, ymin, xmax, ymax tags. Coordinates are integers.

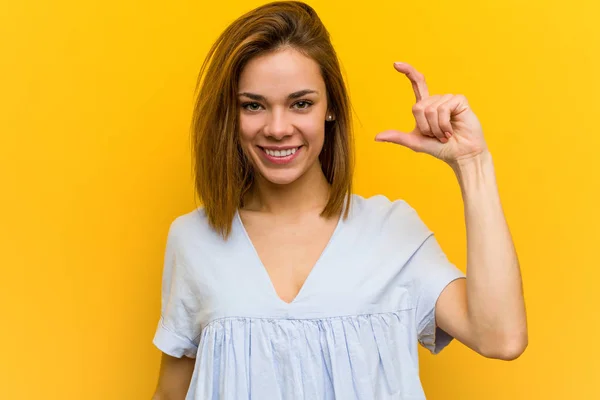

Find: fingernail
<box><xmin>445</xmin><ymin>131</ymin><xmax>452</xmax><ymax>139</ymax></box>
<box><xmin>394</xmin><ymin>62</ymin><xmax>403</xmax><ymax>67</ymax></box>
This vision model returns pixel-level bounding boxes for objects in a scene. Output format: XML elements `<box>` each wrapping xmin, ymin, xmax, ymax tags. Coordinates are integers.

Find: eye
<box><xmin>292</xmin><ymin>100</ymin><xmax>313</xmax><ymax>110</ymax></box>
<box><xmin>241</xmin><ymin>102</ymin><xmax>263</xmax><ymax>112</ymax></box>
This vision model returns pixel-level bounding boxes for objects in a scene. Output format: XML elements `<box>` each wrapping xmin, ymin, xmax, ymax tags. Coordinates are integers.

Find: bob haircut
<box><xmin>191</xmin><ymin>1</ymin><xmax>354</xmax><ymax>239</ymax></box>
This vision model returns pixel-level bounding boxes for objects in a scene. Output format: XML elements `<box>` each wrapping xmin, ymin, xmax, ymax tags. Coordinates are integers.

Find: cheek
<box><xmin>298</xmin><ymin>118</ymin><xmax>326</xmax><ymax>145</ymax></box>
<box><xmin>239</xmin><ymin>115</ymin><xmax>260</xmax><ymax>144</ymax></box>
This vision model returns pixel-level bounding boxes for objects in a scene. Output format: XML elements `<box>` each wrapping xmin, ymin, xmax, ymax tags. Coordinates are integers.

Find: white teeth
<box><xmin>264</xmin><ymin>147</ymin><xmax>298</xmax><ymax>157</ymax></box>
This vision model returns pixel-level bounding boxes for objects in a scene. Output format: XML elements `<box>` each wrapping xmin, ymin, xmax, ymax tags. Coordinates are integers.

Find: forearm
<box><xmin>451</xmin><ymin>151</ymin><xmax>527</xmax><ymax>358</ymax></box>
<box><xmin>153</xmin><ymin>353</ymin><xmax>195</xmax><ymax>400</ymax></box>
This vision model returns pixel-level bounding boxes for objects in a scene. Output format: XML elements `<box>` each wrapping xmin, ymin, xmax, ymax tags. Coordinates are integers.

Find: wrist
<box><xmin>450</xmin><ymin>150</ymin><xmax>496</xmax><ymax>191</ymax></box>
<box><xmin>449</xmin><ymin>150</ymin><xmax>493</xmax><ymax>172</ymax></box>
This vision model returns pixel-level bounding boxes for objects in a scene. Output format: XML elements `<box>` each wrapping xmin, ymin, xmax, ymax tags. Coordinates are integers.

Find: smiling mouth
<box><xmin>259</xmin><ymin>146</ymin><xmax>302</xmax><ymax>158</ymax></box>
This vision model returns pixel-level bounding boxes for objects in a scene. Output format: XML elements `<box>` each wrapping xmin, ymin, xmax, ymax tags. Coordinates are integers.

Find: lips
<box><xmin>262</xmin><ymin>147</ymin><xmax>299</xmax><ymax>157</ymax></box>
<box><xmin>258</xmin><ymin>145</ymin><xmax>302</xmax><ymax>165</ymax></box>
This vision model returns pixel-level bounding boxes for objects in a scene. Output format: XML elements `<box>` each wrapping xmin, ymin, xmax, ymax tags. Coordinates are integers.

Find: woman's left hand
<box><xmin>375</xmin><ymin>62</ymin><xmax>489</xmax><ymax>167</ymax></box>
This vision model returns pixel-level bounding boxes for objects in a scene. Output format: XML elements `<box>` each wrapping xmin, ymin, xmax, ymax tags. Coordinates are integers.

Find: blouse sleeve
<box><xmin>407</xmin><ymin>233</ymin><xmax>466</xmax><ymax>354</ymax></box>
<box><xmin>389</xmin><ymin>200</ymin><xmax>466</xmax><ymax>355</ymax></box>
<box><xmin>152</xmin><ymin>219</ymin><xmax>201</xmax><ymax>358</ymax></box>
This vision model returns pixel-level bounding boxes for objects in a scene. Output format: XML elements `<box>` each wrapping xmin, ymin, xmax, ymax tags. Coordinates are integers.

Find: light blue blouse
<box><xmin>153</xmin><ymin>194</ymin><xmax>465</xmax><ymax>399</ymax></box>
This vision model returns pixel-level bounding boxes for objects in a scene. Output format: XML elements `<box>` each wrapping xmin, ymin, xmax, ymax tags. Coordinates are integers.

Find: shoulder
<box><xmin>168</xmin><ymin>206</ymin><xmax>210</xmax><ymax>236</ymax></box>
<box><xmin>349</xmin><ymin>193</ymin><xmax>407</xmax><ymax>215</ymax></box>
<box><xmin>347</xmin><ymin>193</ymin><xmax>432</xmax><ymax>242</ymax></box>
<box><xmin>163</xmin><ymin>207</ymin><xmax>241</xmax><ymax>273</ymax></box>
<box><xmin>349</xmin><ymin>193</ymin><xmax>425</xmax><ymax>226</ymax></box>
<box><xmin>166</xmin><ymin>207</ymin><xmax>226</xmax><ymax>250</ymax></box>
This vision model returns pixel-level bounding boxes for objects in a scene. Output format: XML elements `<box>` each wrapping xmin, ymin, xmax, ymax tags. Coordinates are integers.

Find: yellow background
<box><xmin>1</xmin><ymin>0</ymin><xmax>598</xmax><ymax>398</ymax></box>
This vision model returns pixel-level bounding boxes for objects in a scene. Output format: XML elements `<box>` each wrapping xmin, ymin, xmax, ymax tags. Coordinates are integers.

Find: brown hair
<box><xmin>191</xmin><ymin>1</ymin><xmax>354</xmax><ymax>238</ymax></box>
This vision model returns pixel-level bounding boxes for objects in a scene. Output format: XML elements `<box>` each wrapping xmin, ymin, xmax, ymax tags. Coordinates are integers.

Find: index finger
<box><xmin>393</xmin><ymin>62</ymin><xmax>430</xmax><ymax>102</ymax></box>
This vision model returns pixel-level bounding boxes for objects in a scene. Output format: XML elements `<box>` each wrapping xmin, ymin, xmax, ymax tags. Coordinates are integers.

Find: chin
<box><xmin>256</xmin><ymin>167</ymin><xmax>306</xmax><ymax>186</ymax></box>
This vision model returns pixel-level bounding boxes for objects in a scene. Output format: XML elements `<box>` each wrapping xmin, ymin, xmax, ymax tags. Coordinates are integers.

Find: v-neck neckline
<box><xmin>234</xmin><ymin>206</ymin><xmax>346</xmax><ymax>306</ymax></box>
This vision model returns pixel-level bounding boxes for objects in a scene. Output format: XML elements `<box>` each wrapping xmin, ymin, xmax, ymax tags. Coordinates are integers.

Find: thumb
<box><xmin>375</xmin><ymin>130</ymin><xmax>444</xmax><ymax>155</ymax></box>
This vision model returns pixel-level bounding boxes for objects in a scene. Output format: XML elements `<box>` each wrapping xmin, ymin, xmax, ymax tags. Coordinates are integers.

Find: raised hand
<box><xmin>375</xmin><ymin>62</ymin><xmax>489</xmax><ymax>166</ymax></box>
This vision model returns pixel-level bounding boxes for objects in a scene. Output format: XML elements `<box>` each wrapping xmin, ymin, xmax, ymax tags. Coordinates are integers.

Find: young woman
<box><xmin>152</xmin><ymin>2</ymin><xmax>527</xmax><ymax>399</ymax></box>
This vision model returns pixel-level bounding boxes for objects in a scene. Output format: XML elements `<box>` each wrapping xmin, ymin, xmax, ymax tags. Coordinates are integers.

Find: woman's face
<box><xmin>238</xmin><ymin>47</ymin><xmax>330</xmax><ymax>186</ymax></box>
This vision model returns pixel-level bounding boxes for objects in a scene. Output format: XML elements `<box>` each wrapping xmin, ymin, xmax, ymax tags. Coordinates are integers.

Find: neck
<box><xmin>243</xmin><ymin>162</ymin><xmax>331</xmax><ymax>216</ymax></box>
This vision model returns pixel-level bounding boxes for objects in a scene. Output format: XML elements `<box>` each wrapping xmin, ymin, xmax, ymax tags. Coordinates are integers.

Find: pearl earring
<box><xmin>327</xmin><ymin>114</ymin><xmax>334</xmax><ymax>121</ymax></box>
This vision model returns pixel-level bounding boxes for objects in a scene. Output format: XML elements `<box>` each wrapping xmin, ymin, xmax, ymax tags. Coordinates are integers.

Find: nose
<box><xmin>264</xmin><ymin>109</ymin><xmax>294</xmax><ymax>139</ymax></box>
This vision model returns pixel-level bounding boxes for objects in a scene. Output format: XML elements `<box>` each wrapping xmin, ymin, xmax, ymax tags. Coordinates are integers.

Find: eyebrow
<box><xmin>238</xmin><ymin>89</ymin><xmax>319</xmax><ymax>101</ymax></box>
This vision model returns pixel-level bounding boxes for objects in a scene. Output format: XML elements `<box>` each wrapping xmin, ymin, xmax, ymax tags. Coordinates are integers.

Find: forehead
<box><xmin>238</xmin><ymin>48</ymin><xmax>325</xmax><ymax>94</ymax></box>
